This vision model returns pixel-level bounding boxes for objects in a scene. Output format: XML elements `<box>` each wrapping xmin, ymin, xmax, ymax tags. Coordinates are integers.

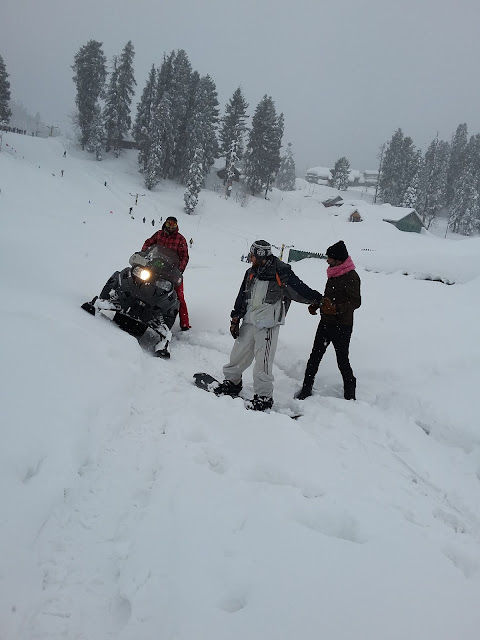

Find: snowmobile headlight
<box><xmin>133</xmin><ymin>266</ymin><xmax>152</xmax><ymax>281</ymax></box>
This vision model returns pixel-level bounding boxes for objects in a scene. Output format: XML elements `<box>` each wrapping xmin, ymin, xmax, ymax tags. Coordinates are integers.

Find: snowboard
<box><xmin>193</xmin><ymin>373</ymin><xmax>302</xmax><ymax>419</ymax></box>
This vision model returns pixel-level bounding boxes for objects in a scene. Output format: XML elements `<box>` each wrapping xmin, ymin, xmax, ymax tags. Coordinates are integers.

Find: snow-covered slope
<box><xmin>1</xmin><ymin>133</ymin><xmax>479</xmax><ymax>639</ymax></box>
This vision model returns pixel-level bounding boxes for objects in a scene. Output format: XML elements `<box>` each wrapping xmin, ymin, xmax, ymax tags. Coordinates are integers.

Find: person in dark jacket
<box><xmin>142</xmin><ymin>216</ymin><xmax>191</xmax><ymax>331</ymax></box>
<box><xmin>215</xmin><ymin>240</ymin><xmax>323</xmax><ymax>411</ymax></box>
<box><xmin>295</xmin><ymin>240</ymin><xmax>361</xmax><ymax>401</ymax></box>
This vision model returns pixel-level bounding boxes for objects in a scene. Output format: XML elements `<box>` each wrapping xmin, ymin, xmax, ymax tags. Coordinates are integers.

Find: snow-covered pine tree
<box><xmin>168</xmin><ymin>50</ymin><xmax>193</xmax><ymax>179</ymax></box>
<box><xmin>402</xmin><ymin>176</ymin><xmax>419</xmax><ymax>209</ymax></box>
<box><xmin>219</xmin><ymin>87</ymin><xmax>249</xmax><ymax>168</ymax></box>
<box><xmin>446</xmin><ymin>123</ymin><xmax>468</xmax><ymax>207</ymax></box>
<box><xmin>377</xmin><ymin>129</ymin><xmax>405</xmax><ymax>205</ymax></box>
<box><xmin>275</xmin><ymin>112</ymin><xmax>285</xmax><ymax>177</ymax></box>
<box><xmin>466</xmin><ymin>133</ymin><xmax>480</xmax><ymax>194</ymax></box>
<box><xmin>418</xmin><ymin>137</ymin><xmax>449</xmax><ymax>228</ymax></box>
<box><xmin>226</xmin><ymin>135</ymin><xmax>240</xmax><ymax>194</ymax></box>
<box><xmin>330</xmin><ymin>156</ymin><xmax>350</xmax><ymax>191</ymax></box>
<box><xmin>156</xmin><ymin>51</ymin><xmax>175</xmax><ymax>101</ymax></box>
<box><xmin>276</xmin><ymin>142</ymin><xmax>296</xmax><ymax>191</ymax></box>
<box><xmin>244</xmin><ymin>95</ymin><xmax>283</xmax><ymax>196</ymax></box>
<box><xmin>140</xmin><ymin>52</ymin><xmax>177</xmax><ymax>181</ymax></box>
<box><xmin>449</xmin><ymin>164</ymin><xmax>479</xmax><ymax>235</ymax></box>
<box><xmin>133</xmin><ymin>64</ymin><xmax>157</xmax><ymax>173</ymax></box>
<box><xmin>144</xmin><ymin>130</ymin><xmax>161</xmax><ymax>190</ymax></box>
<box><xmin>197</xmin><ymin>75</ymin><xmax>219</xmax><ymax>178</ymax></box>
<box><xmin>176</xmin><ymin>70</ymin><xmax>201</xmax><ymax>181</ymax></box>
<box><xmin>184</xmin><ymin>148</ymin><xmax>204</xmax><ymax>214</ymax></box>
<box><xmin>401</xmin><ymin>136</ymin><xmax>418</xmax><ymax>202</ymax></box>
<box><xmin>402</xmin><ymin>151</ymin><xmax>423</xmax><ymax>210</ymax></box>
<box><xmin>448</xmin><ymin>135</ymin><xmax>480</xmax><ymax>235</ymax></box>
<box><xmin>72</xmin><ymin>40</ymin><xmax>107</xmax><ymax>151</ymax></box>
<box><xmin>103</xmin><ymin>56</ymin><xmax>119</xmax><ymax>153</ymax></box>
<box><xmin>378</xmin><ymin>128</ymin><xmax>418</xmax><ymax>206</ymax></box>
<box><xmin>87</xmin><ymin>104</ymin><xmax>104</xmax><ymax>160</ymax></box>
<box><xmin>0</xmin><ymin>54</ymin><xmax>12</xmax><ymax>124</ymax></box>
<box><xmin>179</xmin><ymin>74</ymin><xmax>219</xmax><ymax>184</ymax></box>
<box><xmin>143</xmin><ymin>92</ymin><xmax>174</xmax><ymax>189</ymax></box>
<box><xmin>112</xmin><ymin>40</ymin><xmax>136</xmax><ymax>157</ymax></box>
<box><xmin>459</xmin><ymin>193</ymin><xmax>480</xmax><ymax>236</ymax></box>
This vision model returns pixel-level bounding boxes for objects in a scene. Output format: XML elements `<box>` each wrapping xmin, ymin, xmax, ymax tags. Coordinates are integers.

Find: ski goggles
<box><xmin>164</xmin><ymin>220</ymin><xmax>178</xmax><ymax>231</ymax></box>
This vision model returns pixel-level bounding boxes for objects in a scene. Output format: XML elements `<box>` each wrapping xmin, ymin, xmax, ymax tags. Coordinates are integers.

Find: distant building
<box><xmin>349</xmin><ymin>209</ymin><xmax>362</xmax><ymax>222</ymax></box>
<box><xmin>362</xmin><ymin>170</ymin><xmax>379</xmax><ymax>186</ymax></box>
<box><xmin>349</xmin><ymin>170</ymin><xmax>361</xmax><ymax>186</ymax></box>
<box><xmin>383</xmin><ymin>208</ymin><xmax>424</xmax><ymax>233</ymax></box>
<box><xmin>121</xmin><ymin>133</ymin><xmax>137</xmax><ymax>150</ymax></box>
<box><xmin>322</xmin><ymin>195</ymin><xmax>344</xmax><ymax>207</ymax></box>
<box><xmin>306</xmin><ymin>166</ymin><xmax>378</xmax><ymax>187</ymax></box>
<box><xmin>305</xmin><ymin>167</ymin><xmax>331</xmax><ymax>184</ymax></box>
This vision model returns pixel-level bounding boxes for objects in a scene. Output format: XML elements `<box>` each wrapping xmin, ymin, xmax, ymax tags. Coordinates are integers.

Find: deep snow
<box><xmin>1</xmin><ymin>132</ymin><xmax>479</xmax><ymax>639</ymax></box>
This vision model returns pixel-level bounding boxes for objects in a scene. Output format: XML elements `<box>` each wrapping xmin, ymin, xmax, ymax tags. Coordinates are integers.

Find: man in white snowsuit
<box><xmin>215</xmin><ymin>240</ymin><xmax>323</xmax><ymax>411</ymax></box>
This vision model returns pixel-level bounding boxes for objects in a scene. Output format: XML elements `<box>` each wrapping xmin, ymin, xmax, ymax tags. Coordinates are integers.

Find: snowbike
<box><xmin>81</xmin><ymin>245</ymin><xmax>182</xmax><ymax>358</ymax></box>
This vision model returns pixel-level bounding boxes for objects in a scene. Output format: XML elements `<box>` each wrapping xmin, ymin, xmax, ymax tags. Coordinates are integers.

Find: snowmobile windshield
<box><xmin>129</xmin><ymin>246</ymin><xmax>182</xmax><ymax>285</ymax></box>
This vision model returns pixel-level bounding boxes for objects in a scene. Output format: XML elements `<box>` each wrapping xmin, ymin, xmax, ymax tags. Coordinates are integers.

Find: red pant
<box><xmin>175</xmin><ymin>281</ymin><xmax>190</xmax><ymax>329</ymax></box>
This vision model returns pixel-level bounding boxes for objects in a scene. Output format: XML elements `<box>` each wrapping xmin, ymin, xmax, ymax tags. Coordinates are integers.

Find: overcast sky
<box><xmin>2</xmin><ymin>0</ymin><xmax>480</xmax><ymax>172</ymax></box>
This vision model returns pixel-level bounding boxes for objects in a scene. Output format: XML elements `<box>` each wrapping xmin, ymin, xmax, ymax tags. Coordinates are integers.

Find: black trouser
<box><xmin>303</xmin><ymin>322</ymin><xmax>355</xmax><ymax>398</ymax></box>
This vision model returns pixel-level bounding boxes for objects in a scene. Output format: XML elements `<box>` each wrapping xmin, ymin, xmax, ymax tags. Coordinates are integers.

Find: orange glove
<box><xmin>320</xmin><ymin>297</ymin><xmax>336</xmax><ymax>315</ymax></box>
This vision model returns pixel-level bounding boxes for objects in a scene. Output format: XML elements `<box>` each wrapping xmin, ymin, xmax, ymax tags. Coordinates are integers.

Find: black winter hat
<box><xmin>326</xmin><ymin>240</ymin><xmax>348</xmax><ymax>262</ymax></box>
<box><xmin>250</xmin><ymin>240</ymin><xmax>272</xmax><ymax>258</ymax></box>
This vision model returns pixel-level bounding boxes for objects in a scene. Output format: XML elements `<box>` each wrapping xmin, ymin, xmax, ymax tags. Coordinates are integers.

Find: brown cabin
<box><xmin>349</xmin><ymin>209</ymin><xmax>362</xmax><ymax>222</ymax></box>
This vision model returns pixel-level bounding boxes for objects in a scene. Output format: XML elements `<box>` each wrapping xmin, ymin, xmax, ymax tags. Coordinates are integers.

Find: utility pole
<box><xmin>279</xmin><ymin>244</ymin><xmax>294</xmax><ymax>261</ymax></box>
<box><xmin>47</xmin><ymin>125</ymin><xmax>59</xmax><ymax>137</ymax></box>
<box><xmin>129</xmin><ymin>192</ymin><xmax>146</xmax><ymax>205</ymax></box>
<box><xmin>373</xmin><ymin>143</ymin><xmax>385</xmax><ymax>204</ymax></box>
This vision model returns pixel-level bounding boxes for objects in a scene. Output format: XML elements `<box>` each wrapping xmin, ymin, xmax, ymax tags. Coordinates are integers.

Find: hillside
<box><xmin>1</xmin><ymin>132</ymin><xmax>479</xmax><ymax>640</ymax></box>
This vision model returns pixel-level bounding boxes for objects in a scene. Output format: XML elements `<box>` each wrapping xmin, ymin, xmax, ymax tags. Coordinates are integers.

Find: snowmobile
<box><xmin>81</xmin><ymin>245</ymin><xmax>182</xmax><ymax>358</ymax></box>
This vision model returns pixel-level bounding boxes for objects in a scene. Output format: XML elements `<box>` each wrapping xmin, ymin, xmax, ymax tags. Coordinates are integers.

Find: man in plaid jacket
<box><xmin>142</xmin><ymin>216</ymin><xmax>191</xmax><ymax>330</ymax></box>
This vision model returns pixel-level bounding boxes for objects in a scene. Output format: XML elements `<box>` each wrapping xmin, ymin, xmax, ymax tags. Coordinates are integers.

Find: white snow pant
<box><xmin>223</xmin><ymin>322</ymin><xmax>280</xmax><ymax>399</ymax></box>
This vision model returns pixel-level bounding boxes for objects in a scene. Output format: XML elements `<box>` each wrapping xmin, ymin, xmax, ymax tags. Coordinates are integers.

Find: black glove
<box><xmin>308</xmin><ymin>304</ymin><xmax>319</xmax><ymax>315</ymax></box>
<box><xmin>230</xmin><ymin>317</ymin><xmax>240</xmax><ymax>339</ymax></box>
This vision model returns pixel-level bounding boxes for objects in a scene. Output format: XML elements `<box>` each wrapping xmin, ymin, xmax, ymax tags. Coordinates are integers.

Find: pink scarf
<box><xmin>327</xmin><ymin>255</ymin><xmax>356</xmax><ymax>278</ymax></box>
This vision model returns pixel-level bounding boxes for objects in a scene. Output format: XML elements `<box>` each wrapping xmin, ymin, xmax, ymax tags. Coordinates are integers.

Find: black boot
<box><xmin>344</xmin><ymin>379</ymin><xmax>356</xmax><ymax>400</ymax></box>
<box><xmin>245</xmin><ymin>395</ymin><xmax>273</xmax><ymax>411</ymax></box>
<box><xmin>295</xmin><ymin>385</ymin><xmax>312</xmax><ymax>400</ymax></box>
<box><xmin>214</xmin><ymin>379</ymin><xmax>243</xmax><ymax>397</ymax></box>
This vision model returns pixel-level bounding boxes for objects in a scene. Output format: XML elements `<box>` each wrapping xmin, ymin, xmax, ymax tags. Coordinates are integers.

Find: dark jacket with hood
<box><xmin>231</xmin><ymin>256</ymin><xmax>322</xmax><ymax>324</ymax></box>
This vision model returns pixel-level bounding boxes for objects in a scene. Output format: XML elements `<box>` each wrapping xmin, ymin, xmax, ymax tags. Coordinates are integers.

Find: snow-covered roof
<box><xmin>349</xmin><ymin>170</ymin><xmax>361</xmax><ymax>179</ymax></box>
<box><xmin>306</xmin><ymin>166</ymin><xmax>331</xmax><ymax>178</ymax></box>
<box><xmin>380</xmin><ymin>205</ymin><xmax>420</xmax><ymax>223</ymax></box>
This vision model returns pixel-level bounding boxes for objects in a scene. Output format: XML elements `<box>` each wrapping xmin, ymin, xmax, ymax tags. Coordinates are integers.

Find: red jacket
<box><xmin>142</xmin><ymin>230</ymin><xmax>189</xmax><ymax>272</ymax></box>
